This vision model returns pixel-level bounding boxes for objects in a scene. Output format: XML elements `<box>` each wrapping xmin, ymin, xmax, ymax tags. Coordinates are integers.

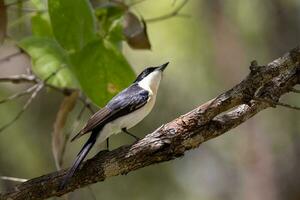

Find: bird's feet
<box><xmin>122</xmin><ymin>128</ymin><xmax>140</xmax><ymax>141</ymax></box>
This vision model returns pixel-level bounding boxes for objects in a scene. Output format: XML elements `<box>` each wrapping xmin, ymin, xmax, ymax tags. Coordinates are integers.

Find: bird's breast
<box><xmin>96</xmin><ymin>94</ymin><xmax>156</xmax><ymax>145</ymax></box>
<box><xmin>115</xmin><ymin>93</ymin><xmax>155</xmax><ymax>130</ymax></box>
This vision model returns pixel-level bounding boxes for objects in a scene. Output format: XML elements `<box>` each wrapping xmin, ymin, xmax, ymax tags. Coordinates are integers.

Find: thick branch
<box><xmin>1</xmin><ymin>47</ymin><xmax>300</xmax><ymax>200</ymax></box>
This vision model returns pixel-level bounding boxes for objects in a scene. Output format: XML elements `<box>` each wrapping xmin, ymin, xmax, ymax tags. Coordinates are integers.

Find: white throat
<box><xmin>138</xmin><ymin>71</ymin><xmax>162</xmax><ymax>93</ymax></box>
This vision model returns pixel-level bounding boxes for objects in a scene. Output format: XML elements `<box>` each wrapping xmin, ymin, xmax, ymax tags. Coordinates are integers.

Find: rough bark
<box><xmin>1</xmin><ymin>47</ymin><xmax>300</xmax><ymax>200</ymax></box>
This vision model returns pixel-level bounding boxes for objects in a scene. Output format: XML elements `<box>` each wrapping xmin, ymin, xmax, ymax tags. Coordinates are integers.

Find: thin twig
<box><xmin>0</xmin><ymin>83</ymin><xmax>43</xmax><ymax>133</ymax></box>
<box><xmin>0</xmin><ymin>84</ymin><xmax>38</xmax><ymax>104</ymax></box>
<box><xmin>276</xmin><ymin>101</ymin><xmax>300</xmax><ymax>110</ymax></box>
<box><xmin>0</xmin><ymin>69</ymin><xmax>77</xmax><ymax>96</ymax></box>
<box><xmin>0</xmin><ymin>74</ymin><xmax>37</xmax><ymax>84</ymax></box>
<box><xmin>0</xmin><ymin>68</ymin><xmax>77</xmax><ymax>134</ymax></box>
<box><xmin>0</xmin><ymin>176</ymin><xmax>27</xmax><ymax>183</ymax></box>
<box><xmin>145</xmin><ymin>0</ymin><xmax>189</xmax><ymax>23</ymax></box>
<box><xmin>0</xmin><ymin>73</ymin><xmax>76</xmax><ymax>96</ymax></box>
<box><xmin>87</xmin><ymin>186</ymin><xmax>97</xmax><ymax>200</ymax></box>
<box><xmin>290</xmin><ymin>88</ymin><xmax>300</xmax><ymax>94</ymax></box>
<box><xmin>0</xmin><ymin>51</ymin><xmax>23</xmax><ymax>64</ymax></box>
<box><xmin>253</xmin><ymin>97</ymin><xmax>300</xmax><ymax>111</ymax></box>
<box><xmin>78</xmin><ymin>96</ymin><xmax>96</xmax><ymax>114</ymax></box>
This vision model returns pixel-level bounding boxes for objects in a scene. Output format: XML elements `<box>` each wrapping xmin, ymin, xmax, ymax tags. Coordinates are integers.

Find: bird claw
<box><xmin>122</xmin><ymin>128</ymin><xmax>140</xmax><ymax>141</ymax></box>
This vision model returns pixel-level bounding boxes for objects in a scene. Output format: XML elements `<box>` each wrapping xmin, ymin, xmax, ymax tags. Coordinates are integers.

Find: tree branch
<box><xmin>0</xmin><ymin>47</ymin><xmax>300</xmax><ymax>200</ymax></box>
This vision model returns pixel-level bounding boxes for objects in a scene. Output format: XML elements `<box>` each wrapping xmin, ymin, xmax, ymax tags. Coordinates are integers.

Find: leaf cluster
<box><xmin>19</xmin><ymin>0</ymin><xmax>151</xmax><ymax>106</ymax></box>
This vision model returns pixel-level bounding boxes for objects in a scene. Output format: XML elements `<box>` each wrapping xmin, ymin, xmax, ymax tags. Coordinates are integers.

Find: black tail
<box><xmin>59</xmin><ymin>132</ymin><xmax>98</xmax><ymax>190</ymax></box>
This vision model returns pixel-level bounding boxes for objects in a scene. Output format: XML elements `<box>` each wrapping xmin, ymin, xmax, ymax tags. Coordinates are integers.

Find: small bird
<box><xmin>60</xmin><ymin>62</ymin><xmax>169</xmax><ymax>189</ymax></box>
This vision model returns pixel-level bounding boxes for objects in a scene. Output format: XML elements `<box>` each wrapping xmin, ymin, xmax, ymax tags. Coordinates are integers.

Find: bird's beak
<box><xmin>157</xmin><ymin>62</ymin><xmax>169</xmax><ymax>72</ymax></box>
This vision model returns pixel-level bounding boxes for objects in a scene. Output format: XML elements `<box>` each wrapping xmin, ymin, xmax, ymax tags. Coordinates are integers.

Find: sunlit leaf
<box><xmin>48</xmin><ymin>0</ymin><xmax>96</xmax><ymax>52</ymax></box>
<box><xmin>95</xmin><ymin>1</ymin><xmax>125</xmax><ymax>46</ymax></box>
<box><xmin>19</xmin><ymin>37</ymin><xmax>77</xmax><ymax>88</ymax></box>
<box><xmin>71</xmin><ymin>39</ymin><xmax>135</xmax><ymax>106</ymax></box>
<box><xmin>95</xmin><ymin>1</ymin><xmax>125</xmax><ymax>26</ymax></box>
<box><xmin>106</xmin><ymin>19</ymin><xmax>124</xmax><ymax>48</ymax></box>
<box><xmin>31</xmin><ymin>13</ymin><xmax>53</xmax><ymax>37</ymax></box>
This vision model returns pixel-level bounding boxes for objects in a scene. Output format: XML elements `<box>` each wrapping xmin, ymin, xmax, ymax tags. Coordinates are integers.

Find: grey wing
<box><xmin>70</xmin><ymin>107</ymin><xmax>112</xmax><ymax>141</ymax></box>
<box><xmin>71</xmin><ymin>84</ymin><xmax>149</xmax><ymax>141</ymax></box>
<box><xmin>106</xmin><ymin>84</ymin><xmax>149</xmax><ymax>117</ymax></box>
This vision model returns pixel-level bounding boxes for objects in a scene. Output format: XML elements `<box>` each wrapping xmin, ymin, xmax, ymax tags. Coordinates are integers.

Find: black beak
<box><xmin>157</xmin><ymin>62</ymin><xmax>169</xmax><ymax>72</ymax></box>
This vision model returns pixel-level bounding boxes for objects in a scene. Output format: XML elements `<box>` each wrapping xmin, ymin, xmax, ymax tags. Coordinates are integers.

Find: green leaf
<box><xmin>106</xmin><ymin>19</ymin><xmax>124</xmax><ymax>48</ymax></box>
<box><xmin>95</xmin><ymin>2</ymin><xmax>124</xmax><ymax>31</ymax></box>
<box><xmin>71</xmin><ymin>40</ymin><xmax>135</xmax><ymax>106</ymax></box>
<box><xmin>48</xmin><ymin>0</ymin><xmax>96</xmax><ymax>52</ymax></box>
<box><xmin>19</xmin><ymin>37</ymin><xmax>77</xmax><ymax>88</ymax></box>
<box><xmin>95</xmin><ymin>3</ymin><xmax>125</xmax><ymax>46</ymax></box>
<box><xmin>31</xmin><ymin>13</ymin><xmax>53</xmax><ymax>37</ymax></box>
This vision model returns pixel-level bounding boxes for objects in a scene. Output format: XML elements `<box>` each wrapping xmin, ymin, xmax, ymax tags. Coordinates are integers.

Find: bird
<box><xmin>59</xmin><ymin>62</ymin><xmax>169</xmax><ymax>189</ymax></box>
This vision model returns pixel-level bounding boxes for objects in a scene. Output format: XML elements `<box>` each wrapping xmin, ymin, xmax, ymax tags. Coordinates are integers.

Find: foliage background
<box><xmin>0</xmin><ymin>0</ymin><xmax>300</xmax><ymax>200</ymax></box>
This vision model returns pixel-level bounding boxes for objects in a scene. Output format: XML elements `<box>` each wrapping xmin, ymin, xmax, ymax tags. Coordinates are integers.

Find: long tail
<box><xmin>59</xmin><ymin>131</ymin><xmax>98</xmax><ymax>190</ymax></box>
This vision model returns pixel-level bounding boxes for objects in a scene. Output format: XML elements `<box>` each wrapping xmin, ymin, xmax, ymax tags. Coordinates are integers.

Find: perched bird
<box><xmin>60</xmin><ymin>62</ymin><xmax>169</xmax><ymax>189</ymax></box>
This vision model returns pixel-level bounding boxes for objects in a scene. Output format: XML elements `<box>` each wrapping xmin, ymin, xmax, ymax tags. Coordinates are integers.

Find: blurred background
<box><xmin>1</xmin><ymin>0</ymin><xmax>300</xmax><ymax>199</ymax></box>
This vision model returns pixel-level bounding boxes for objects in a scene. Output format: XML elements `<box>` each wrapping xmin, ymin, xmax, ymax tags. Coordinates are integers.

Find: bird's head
<box><xmin>134</xmin><ymin>62</ymin><xmax>169</xmax><ymax>83</ymax></box>
<box><xmin>134</xmin><ymin>62</ymin><xmax>169</xmax><ymax>92</ymax></box>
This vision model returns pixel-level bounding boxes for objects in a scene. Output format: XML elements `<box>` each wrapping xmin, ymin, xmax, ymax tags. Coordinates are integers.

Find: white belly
<box><xmin>96</xmin><ymin>94</ymin><xmax>156</xmax><ymax>145</ymax></box>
